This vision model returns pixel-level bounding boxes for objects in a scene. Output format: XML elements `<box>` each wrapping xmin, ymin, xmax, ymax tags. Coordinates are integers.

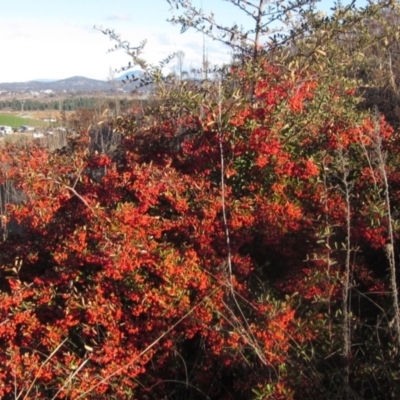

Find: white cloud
<box><xmin>105</xmin><ymin>13</ymin><xmax>132</xmax><ymax>22</ymax></box>
<box><xmin>0</xmin><ymin>16</ymin><xmax>231</xmax><ymax>83</ymax></box>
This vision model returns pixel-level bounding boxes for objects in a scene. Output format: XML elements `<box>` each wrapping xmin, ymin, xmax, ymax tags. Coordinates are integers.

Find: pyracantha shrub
<box><xmin>0</xmin><ymin>60</ymin><xmax>399</xmax><ymax>399</ymax></box>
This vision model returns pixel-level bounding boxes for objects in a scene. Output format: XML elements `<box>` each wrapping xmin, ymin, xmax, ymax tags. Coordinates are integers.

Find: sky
<box><xmin>0</xmin><ymin>0</ymin><xmax>367</xmax><ymax>83</ymax></box>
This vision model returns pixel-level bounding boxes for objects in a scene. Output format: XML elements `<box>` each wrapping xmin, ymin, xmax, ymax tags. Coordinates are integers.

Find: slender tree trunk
<box><xmin>373</xmin><ymin>109</ymin><xmax>400</xmax><ymax>347</ymax></box>
<box><xmin>339</xmin><ymin>148</ymin><xmax>352</xmax><ymax>399</ymax></box>
<box><xmin>253</xmin><ymin>0</ymin><xmax>265</xmax><ymax>62</ymax></box>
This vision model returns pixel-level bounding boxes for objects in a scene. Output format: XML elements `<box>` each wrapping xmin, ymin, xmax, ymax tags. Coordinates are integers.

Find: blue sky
<box><xmin>0</xmin><ymin>0</ymin><xmax>366</xmax><ymax>83</ymax></box>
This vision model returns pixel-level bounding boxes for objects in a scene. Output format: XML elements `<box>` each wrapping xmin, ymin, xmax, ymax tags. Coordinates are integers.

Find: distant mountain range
<box><xmin>0</xmin><ymin>70</ymin><xmax>144</xmax><ymax>94</ymax></box>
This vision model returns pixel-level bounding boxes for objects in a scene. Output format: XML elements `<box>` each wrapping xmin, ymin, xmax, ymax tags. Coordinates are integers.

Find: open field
<box><xmin>0</xmin><ymin>113</ymin><xmax>48</xmax><ymax>129</ymax></box>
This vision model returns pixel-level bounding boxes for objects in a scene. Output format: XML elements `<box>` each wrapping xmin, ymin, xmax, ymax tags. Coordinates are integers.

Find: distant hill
<box><xmin>0</xmin><ymin>71</ymin><xmax>144</xmax><ymax>94</ymax></box>
<box><xmin>116</xmin><ymin>69</ymin><xmax>143</xmax><ymax>82</ymax></box>
<box><xmin>32</xmin><ymin>79</ymin><xmax>58</xmax><ymax>83</ymax></box>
